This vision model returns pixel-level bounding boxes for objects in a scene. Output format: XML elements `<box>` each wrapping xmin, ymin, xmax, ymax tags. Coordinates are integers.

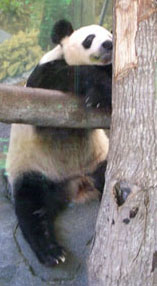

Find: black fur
<box><xmin>27</xmin><ymin>59</ymin><xmax>112</xmax><ymax>112</ymax></box>
<box><xmin>52</xmin><ymin>19</ymin><xmax>73</xmax><ymax>44</ymax></box>
<box><xmin>102</xmin><ymin>40</ymin><xmax>113</xmax><ymax>51</ymax></box>
<box><xmin>14</xmin><ymin>172</ymin><xmax>68</xmax><ymax>266</ymax></box>
<box><xmin>91</xmin><ymin>160</ymin><xmax>107</xmax><ymax>194</ymax></box>
<box><xmin>14</xmin><ymin>160</ymin><xmax>107</xmax><ymax>266</ymax></box>
<box><xmin>82</xmin><ymin>34</ymin><xmax>95</xmax><ymax>49</ymax></box>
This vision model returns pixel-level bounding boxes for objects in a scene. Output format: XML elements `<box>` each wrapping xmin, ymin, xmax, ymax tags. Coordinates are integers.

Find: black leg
<box><xmin>14</xmin><ymin>172</ymin><xmax>67</xmax><ymax>266</ymax></box>
<box><xmin>91</xmin><ymin>160</ymin><xmax>107</xmax><ymax>195</ymax></box>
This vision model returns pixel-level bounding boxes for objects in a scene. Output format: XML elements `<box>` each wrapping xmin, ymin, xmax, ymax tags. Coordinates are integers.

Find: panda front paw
<box><xmin>84</xmin><ymin>88</ymin><xmax>105</xmax><ymax>109</ymax></box>
<box><xmin>84</xmin><ymin>87</ymin><xmax>111</xmax><ymax>112</ymax></box>
<box><xmin>37</xmin><ymin>244</ymin><xmax>66</xmax><ymax>267</ymax></box>
<box><xmin>85</xmin><ymin>95</ymin><xmax>101</xmax><ymax>109</ymax></box>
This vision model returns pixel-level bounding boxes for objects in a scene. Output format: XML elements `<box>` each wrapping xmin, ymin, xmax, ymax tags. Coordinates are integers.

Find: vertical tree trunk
<box><xmin>88</xmin><ymin>1</ymin><xmax>157</xmax><ymax>286</ymax></box>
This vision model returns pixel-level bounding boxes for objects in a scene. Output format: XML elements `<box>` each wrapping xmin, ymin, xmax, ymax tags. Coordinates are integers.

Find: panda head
<box><xmin>40</xmin><ymin>19</ymin><xmax>112</xmax><ymax>66</ymax></box>
<box><xmin>51</xmin><ymin>19</ymin><xmax>112</xmax><ymax>66</ymax></box>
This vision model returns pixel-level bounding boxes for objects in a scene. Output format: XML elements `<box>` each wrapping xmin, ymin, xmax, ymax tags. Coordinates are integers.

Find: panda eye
<box><xmin>82</xmin><ymin>34</ymin><xmax>95</xmax><ymax>49</ymax></box>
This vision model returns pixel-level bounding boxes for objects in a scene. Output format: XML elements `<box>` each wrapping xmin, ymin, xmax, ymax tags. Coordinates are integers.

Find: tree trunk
<box><xmin>88</xmin><ymin>1</ymin><xmax>157</xmax><ymax>286</ymax></box>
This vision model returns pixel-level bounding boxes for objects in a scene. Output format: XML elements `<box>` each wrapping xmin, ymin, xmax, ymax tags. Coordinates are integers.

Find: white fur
<box><xmin>39</xmin><ymin>45</ymin><xmax>63</xmax><ymax>65</ymax></box>
<box><xmin>39</xmin><ymin>24</ymin><xmax>112</xmax><ymax>66</ymax></box>
<box><xmin>7</xmin><ymin>125</ymin><xmax>109</xmax><ymax>187</ymax></box>
<box><xmin>61</xmin><ymin>25</ymin><xmax>112</xmax><ymax>65</ymax></box>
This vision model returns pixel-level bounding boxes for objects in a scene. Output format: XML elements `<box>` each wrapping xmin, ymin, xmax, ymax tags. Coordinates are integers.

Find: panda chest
<box><xmin>39</xmin><ymin>131</ymin><xmax>97</xmax><ymax>179</ymax></box>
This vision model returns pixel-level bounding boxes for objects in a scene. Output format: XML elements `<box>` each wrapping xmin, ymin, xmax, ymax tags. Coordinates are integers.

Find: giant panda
<box><xmin>6</xmin><ymin>19</ymin><xmax>112</xmax><ymax>267</ymax></box>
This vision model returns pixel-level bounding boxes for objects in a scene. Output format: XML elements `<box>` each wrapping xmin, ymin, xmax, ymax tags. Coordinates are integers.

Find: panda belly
<box><xmin>7</xmin><ymin>124</ymin><xmax>108</xmax><ymax>183</ymax></box>
<box><xmin>6</xmin><ymin>124</ymin><xmax>108</xmax><ymax>266</ymax></box>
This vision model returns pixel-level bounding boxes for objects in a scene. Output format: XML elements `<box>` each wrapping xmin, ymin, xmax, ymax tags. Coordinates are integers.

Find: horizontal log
<box><xmin>0</xmin><ymin>84</ymin><xmax>111</xmax><ymax>129</ymax></box>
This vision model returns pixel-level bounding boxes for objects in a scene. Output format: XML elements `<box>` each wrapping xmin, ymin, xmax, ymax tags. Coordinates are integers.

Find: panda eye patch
<box><xmin>82</xmin><ymin>34</ymin><xmax>95</xmax><ymax>49</ymax></box>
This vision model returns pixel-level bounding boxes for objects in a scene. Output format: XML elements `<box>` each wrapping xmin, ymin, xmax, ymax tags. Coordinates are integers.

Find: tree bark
<box><xmin>0</xmin><ymin>84</ymin><xmax>110</xmax><ymax>128</ymax></box>
<box><xmin>88</xmin><ymin>1</ymin><xmax>157</xmax><ymax>286</ymax></box>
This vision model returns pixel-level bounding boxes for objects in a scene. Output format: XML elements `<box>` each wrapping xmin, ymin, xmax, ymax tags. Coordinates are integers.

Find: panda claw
<box><xmin>53</xmin><ymin>247</ymin><xmax>66</xmax><ymax>264</ymax></box>
<box><xmin>55</xmin><ymin>259</ymin><xmax>59</xmax><ymax>265</ymax></box>
<box><xmin>62</xmin><ymin>249</ymin><xmax>66</xmax><ymax>255</ymax></box>
<box><xmin>85</xmin><ymin>96</ymin><xmax>90</xmax><ymax>103</ymax></box>
<box><xmin>59</xmin><ymin>255</ymin><xmax>66</xmax><ymax>263</ymax></box>
<box><xmin>96</xmin><ymin>103</ymin><xmax>100</xmax><ymax>108</ymax></box>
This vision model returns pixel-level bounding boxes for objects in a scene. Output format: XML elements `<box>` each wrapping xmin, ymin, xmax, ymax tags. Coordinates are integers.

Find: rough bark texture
<box><xmin>115</xmin><ymin>1</ymin><xmax>138</xmax><ymax>79</ymax></box>
<box><xmin>0</xmin><ymin>84</ymin><xmax>110</xmax><ymax>129</ymax></box>
<box><xmin>88</xmin><ymin>2</ymin><xmax>157</xmax><ymax>286</ymax></box>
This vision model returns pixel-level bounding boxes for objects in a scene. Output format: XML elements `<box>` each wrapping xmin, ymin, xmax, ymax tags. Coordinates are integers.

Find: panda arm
<box><xmin>26</xmin><ymin>63</ymin><xmax>48</xmax><ymax>88</ymax></box>
<box><xmin>26</xmin><ymin>61</ymin><xmax>112</xmax><ymax>112</ymax></box>
<box><xmin>79</xmin><ymin>65</ymin><xmax>112</xmax><ymax>111</ymax></box>
<box><xmin>26</xmin><ymin>59</ymin><xmax>74</xmax><ymax>91</ymax></box>
<box><xmin>84</xmin><ymin>84</ymin><xmax>111</xmax><ymax>111</ymax></box>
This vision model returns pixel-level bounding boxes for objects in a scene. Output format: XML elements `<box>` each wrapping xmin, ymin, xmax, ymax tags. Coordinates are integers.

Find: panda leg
<box><xmin>14</xmin><ymin>172</ymin><xmax>67</xmax><ymax>266</ymax></box>
<box><xmin>90</xmin><ymin>160</ymin><xmax>107</xmax><ymax>195</ymax></box>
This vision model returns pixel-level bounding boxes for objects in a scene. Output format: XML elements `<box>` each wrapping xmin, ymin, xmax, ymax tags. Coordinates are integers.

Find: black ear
<box><xmin>51</xmin><ymin>19</ymin><xmax>74</xmax><ymax>44</ymax></box>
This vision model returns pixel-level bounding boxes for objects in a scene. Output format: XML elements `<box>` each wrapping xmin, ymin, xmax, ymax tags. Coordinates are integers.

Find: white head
<box><xmin>40</xmin><ymin>19</ymin><xmax>112</xmax><ymax>66</ymax></box>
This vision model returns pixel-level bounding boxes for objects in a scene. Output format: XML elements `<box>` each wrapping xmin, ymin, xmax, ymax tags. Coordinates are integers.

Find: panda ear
<box><xmin>51</xmin><ymin>19</ymin><xmax>74</xmax><ymax>44</ymax></box>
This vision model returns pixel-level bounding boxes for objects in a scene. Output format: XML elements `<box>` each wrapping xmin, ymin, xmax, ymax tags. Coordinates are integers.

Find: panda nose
<box><xmin>102</xmin><ymin>40</ymin><xmax>113</xmax><ymax>51</ymax></box>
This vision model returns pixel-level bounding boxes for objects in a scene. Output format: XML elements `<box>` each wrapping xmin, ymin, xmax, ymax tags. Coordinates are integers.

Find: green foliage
<box><xmin>0</xmin><ymin>30</ymin><xmax>43</xmax><ymax>81</ymax></box>
<box><xmin>0</xmin><ymin>157</ymin><xmax>5</xmax><ymax>170</ymax></box>
<box><xmin>38</xmin><ymin>0</ymin><xmax>72</xmax><ymax>50</ymax></box>
<box><xmin>103</xmin><ymin>15</ymin><xmax>112</xmax><ymax>31</ymax></box>
<box><xmin>96</xmin><ymin>0</ymin><xmax>112</xmax><ymax>29</ymax></box>
<box><xmin>0</xmin><ymin>138</ymin><xmax>9</xmax><ymax>143</ymax></box>
<box><xmin>0</xmin><ymin>0</ymin><xmax>45</xmax><ymax>33</ymax></box>
<box><xmin>0</xmin><ymin>138</ymin><xmax>8</xmax><ymax>170</ymax></box>
<box><xmin>0</xmin><ymin>0</ymin><xmax>25</xmax><ymax>16</ymax></box>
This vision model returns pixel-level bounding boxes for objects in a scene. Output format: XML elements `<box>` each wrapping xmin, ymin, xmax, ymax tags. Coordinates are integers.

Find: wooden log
<box><xmin>0</xmin><ymin>84</ymin><xmax>111</xmax><ymax>129</ymax></box>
